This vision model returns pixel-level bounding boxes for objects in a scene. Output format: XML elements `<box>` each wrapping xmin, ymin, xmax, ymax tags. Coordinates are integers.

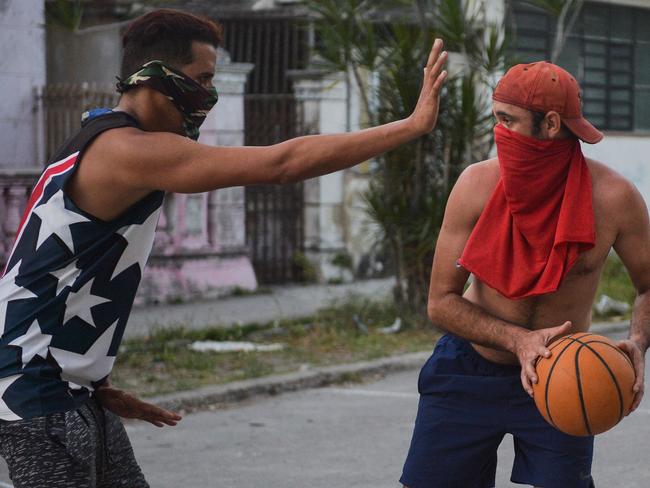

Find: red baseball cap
<box><xmin>493</xmin><ymin>62</ymin><xmax>603</xmax><ymax>144</ymax></box>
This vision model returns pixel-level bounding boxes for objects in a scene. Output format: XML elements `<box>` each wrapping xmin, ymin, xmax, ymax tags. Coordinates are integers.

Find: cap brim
<box><xmin>562</xmin><ymin>116</ymin><xmax>604</xmax><ymax>144</ymax></box>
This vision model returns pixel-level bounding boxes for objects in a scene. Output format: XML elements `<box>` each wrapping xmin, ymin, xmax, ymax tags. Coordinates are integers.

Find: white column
<box><xmin>0</xmin><ymin>0</ymin><xmax>46</xmax><ymax>168</ymax></box>
<box><xmin>291</xmin><ymin>69</ymin><xmax>354</xmax><ymax>282</ymax></box>
<box><xmin>139</xmin><ymin>51</ymin><xmax>258</xmax><ymax>303</ymax></box>
<box><xmin>201</xmin><ymin>51</ymin><xmax>254</xmax><ymax>254</ymax></box>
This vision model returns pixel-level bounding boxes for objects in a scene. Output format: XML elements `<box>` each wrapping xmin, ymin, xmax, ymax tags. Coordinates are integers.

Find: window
<box><xmin>510</xmin><ymin>1</ymin><xmax>650</xmax><ymax>132</ymax></box>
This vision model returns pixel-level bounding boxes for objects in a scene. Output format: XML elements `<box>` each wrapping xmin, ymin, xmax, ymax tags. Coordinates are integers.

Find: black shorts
<box><xmin>400</xmin><ymin>334</ymin><xmax>595</xmax><ymax>488</ymax></box>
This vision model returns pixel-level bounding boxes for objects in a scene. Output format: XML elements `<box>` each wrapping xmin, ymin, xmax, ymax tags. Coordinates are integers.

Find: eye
<box><xmin>196</xmin><ymin>75</ymin><xmax>214</xmax><ymax>88</ymax></box>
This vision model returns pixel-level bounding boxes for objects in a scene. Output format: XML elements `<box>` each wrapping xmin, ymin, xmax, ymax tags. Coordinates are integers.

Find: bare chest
<box><xmin>468</xmin><ymin>199</ymin><xmax>618</xmax><ymax>328</ymax></box>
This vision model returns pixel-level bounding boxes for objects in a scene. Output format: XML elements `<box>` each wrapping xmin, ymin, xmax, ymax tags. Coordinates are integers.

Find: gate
<box><xmin>36</xmin><ymin>83</ymin><xmax>119</xmax><ymax>162</ymax></box>
<box><xmin>221</xmin><ymin>16</ymin><xmax>309</xmax><ymax>283</ymax></box>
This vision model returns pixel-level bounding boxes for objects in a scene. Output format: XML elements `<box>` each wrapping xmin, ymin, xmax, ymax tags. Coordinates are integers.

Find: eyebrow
<box><xmin>495</xmin><ymin>110</ymin><xmax>515</xmax><ymax>118</ymax></box>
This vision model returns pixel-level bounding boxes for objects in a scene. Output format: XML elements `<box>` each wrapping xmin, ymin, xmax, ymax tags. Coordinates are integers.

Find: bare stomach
<box><xmin>462</xmin><ymin>277</ymin><xmax>599</xmax><ymax>365</ymax></box>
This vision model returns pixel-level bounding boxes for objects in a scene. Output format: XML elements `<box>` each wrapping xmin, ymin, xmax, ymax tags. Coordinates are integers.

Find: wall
<box><xmin>47</xmin><ymin>22</ymin><xmax>124</xmax><ymax>85</ymax></box>
<box><xmin>0</xmin><ymin>0</ymin><xmax>46</xmax><ymax>169</ymax></box>
<box><xmin>583</xmin><ymin>135</ymin><xmax>650</xmax><ymax>204</ymax></box>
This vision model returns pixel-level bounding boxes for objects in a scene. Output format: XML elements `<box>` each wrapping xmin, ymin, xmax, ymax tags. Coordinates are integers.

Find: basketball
<box><xmin>532</xmin><ymin>332</ymin><xmax>635</xmax><ymax>437</ymax></box>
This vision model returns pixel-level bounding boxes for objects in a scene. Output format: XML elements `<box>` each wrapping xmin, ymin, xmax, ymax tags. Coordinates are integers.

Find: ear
<box><xmin>545</xmin><ymin>111</ymin><xmax>563</xmax><ymax>138</ymax></box>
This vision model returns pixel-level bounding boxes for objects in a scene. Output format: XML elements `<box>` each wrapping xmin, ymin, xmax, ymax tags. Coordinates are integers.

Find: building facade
<box><xmin>1</xmin><ymin>0</ymin><xmax>649</xmax><ymax>301</ymax></box>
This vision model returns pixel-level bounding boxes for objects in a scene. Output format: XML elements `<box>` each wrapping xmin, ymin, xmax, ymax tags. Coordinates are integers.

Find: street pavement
<box><xmin>0</xmin><ymin>331</ymin><xmax>647</xmax><ymax>487</ymax></box>
<box><xmin>123</xmin><ymin>339</ymin><xmax>649</xmax><ymax>488</ymax></box>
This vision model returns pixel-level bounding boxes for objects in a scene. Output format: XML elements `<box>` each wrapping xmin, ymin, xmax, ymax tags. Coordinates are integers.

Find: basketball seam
<box><xmin>541</xmin><ymin>334</ymin><xmax>627</xmax><ymax>435</ymax></box>
<box><xmin>575</xmin><ymin>340</ymin><xmax>626</xmax><ymax>424</ymax></box>
<box><xmin>584</xmin><ymin>340</ymin><xmax>634</xmax><ymax>369</ymax></box>
<box><xmin>544</xmin><ymin>338</ymin><xmax>578</xmax><ymax>431</ymax></box>
<box><xmin>575</xmin><ymin>345</ymin><xmax>594</xmax><ymax>436</ymax></box>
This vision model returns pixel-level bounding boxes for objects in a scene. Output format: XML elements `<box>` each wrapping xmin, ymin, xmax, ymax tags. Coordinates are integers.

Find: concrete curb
<box><xmin>145</xmin><ymin>321</ymin><xmax>629</xmax><ymax>414</ymax></box>
<box><xmin>590</xmin><ymin>320</ymin><xmax>629</xmax><ymax>336</ymax></box>
<box><xmin>148</xmin><ymin>351</ymin><xmax>431</xmax><ymax>413</ymax></box>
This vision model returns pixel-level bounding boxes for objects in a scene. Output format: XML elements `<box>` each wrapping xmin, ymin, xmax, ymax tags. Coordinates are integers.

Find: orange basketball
<box><xmin>532</xmin><ymin>332</ymin><xmax>635</xmax><ymax>436</ymax></box>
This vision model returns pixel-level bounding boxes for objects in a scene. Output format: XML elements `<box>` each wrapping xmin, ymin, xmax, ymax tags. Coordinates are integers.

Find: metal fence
<box><xmin>35</xmin><ymin>83</ymin><xmax>119</xmax><ymax>162</ymax></box>
<box><xmin>221</xmin><ymin>16</ymin><xmax>309</xmax><ymax>283</ymax></box>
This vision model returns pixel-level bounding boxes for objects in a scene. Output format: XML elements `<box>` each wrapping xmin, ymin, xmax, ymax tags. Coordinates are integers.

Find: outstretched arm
<box><xmin>612</xmin><ymin>180</ymin><xmax>650</xmax><ymax>413</ymax></box>
<box><xmin>427</xmin><ymin>163</ymin><xmax>572</xmax><ymax>396</ymax></box>
<box><xmin>106</xmin><ymin>40</ymin><xmax>448</xmax><ymax>194</ymax></box>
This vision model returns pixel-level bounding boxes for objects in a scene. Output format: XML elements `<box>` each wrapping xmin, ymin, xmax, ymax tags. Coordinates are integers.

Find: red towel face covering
<box><xmin>457</xmin><ymin>124</ymin><xmax>596</xmax><ymax>299</ymax></box>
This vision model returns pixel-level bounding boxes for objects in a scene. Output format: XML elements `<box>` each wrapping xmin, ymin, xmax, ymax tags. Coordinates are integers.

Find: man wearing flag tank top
<box><xmin>0</xmin><ymin>7</ymin><xmax>449</xmax><ymax>488</ymax></box>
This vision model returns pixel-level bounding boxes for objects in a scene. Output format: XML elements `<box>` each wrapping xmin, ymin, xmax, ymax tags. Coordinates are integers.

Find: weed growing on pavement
<box><xmin>112</xmin><ymin>296</ymin><xmax>438</xmax><ymax>397</ymax></box>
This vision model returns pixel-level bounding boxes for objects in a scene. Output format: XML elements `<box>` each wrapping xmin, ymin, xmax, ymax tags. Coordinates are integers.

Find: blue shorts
<box><xmin>400</xmin><ymin>334</ymin><xmax>595</xmax><ymax>488</ymax></box>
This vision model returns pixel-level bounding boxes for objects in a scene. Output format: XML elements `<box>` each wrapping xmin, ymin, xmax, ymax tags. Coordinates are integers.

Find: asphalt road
<box><xmin>0</xmin><ymin>331</ymin><xmax>647</xmax><ymax>487</ymax></box>
<box><xmin>125</xmin><ymin>362</ymin><xmax>649</xmax><ymax>487</ymax></box>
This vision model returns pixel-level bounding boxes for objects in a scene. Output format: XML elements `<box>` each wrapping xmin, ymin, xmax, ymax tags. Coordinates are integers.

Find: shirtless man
<box><xmin>400</xmin><ymin>62</ymin><xmax>649</xmax><ymax>488</ymax></box>
<box><xmin>0</xmin><ymin>8</ymin><xmax>447</xmax><ymax>488</ymax></box>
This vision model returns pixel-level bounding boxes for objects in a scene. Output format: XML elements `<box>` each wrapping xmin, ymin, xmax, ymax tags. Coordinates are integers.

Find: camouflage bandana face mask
<box><xmin>116</xmin><ymin>60</ymin><xmax>218</xmax><ymax>140</ymax></box>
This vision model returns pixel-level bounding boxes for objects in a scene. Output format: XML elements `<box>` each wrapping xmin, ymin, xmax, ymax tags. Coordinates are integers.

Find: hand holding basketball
<box><xmin>513</xmin><ymin>321</ymin><xmax>574</xmax><ymax>396</ymax></box>
<box><xmin>533</xmin><ymin>333</ymin><xmax>636</xmax><ymax>436</ymax></box>
<box><xmin>617</xmin><ymin>338</ymin><xmax>646</xmax><ymax>413</ymax></box>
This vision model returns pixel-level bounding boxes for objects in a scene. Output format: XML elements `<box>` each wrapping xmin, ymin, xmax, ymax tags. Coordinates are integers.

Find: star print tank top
<box><xmin>0</xmin><ymin>110</ymin><xmax>164</xmax><ymax>420</ymax></box>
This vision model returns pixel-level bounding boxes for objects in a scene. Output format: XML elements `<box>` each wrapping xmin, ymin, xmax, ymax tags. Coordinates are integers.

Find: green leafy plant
<box><xmin>307</xmin><ymin>0</ymin><xmax>511</xmax><ymax>322</ymax></box>
<box><xmin>292</xmin><ymin>251</ymin><xmax>319</xmax><ymax>283</ymax></box>
<box><xmin>45</xmin><ymin>0</ymin><xmax>84</xmax><ymax>32</ymax></box>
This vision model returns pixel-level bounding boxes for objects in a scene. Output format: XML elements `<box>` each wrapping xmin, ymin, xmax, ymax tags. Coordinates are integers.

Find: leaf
<box><xmin>46</xmin><ymin>0</ymin><xmax>84</xmax><ymax>32</ymax></box>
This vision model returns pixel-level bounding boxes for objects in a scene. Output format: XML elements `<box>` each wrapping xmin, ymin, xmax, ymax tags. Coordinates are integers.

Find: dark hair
<box><xmin>531</xmin><ymin>110</ymin><xmax>546</xmax><ymax>138</ymax></box>
<box><xmin>121</xmin><ymin>9</ymin><xmax>223</xmax><ymax>78</ymax></box>
<box><xmin>531</xmin><ymin>110</ymin><xmax>574</xmax><ymax>139</ymax></box>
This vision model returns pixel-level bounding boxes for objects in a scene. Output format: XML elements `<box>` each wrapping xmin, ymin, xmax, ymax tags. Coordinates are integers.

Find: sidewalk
<box><xmin>125</xmin><ymin>278</ymin><xmax>394</xmax><ymax>338</ymax></box>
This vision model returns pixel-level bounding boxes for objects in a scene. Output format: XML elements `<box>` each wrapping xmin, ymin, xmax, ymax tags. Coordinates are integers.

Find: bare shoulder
<box><xmin>454</xmin><ymin>157</ymin><xmax>499</xmax><ymax>198</ymax></box>
<box><xmin>446</xmin><ymin>158</ymin><xmax>499</xmax><ymax>223</ymax></box>
<box><xmin>586</xmin><ymin>158</ymin><xmax>645</xmax><ymax>212</ymax></box>
<box><xmin>88</xmin><ymin>126</ymin><xmax>187</xmax><ymax>158</ymax></box>
<box><xmin>83</xmin><ymin>126</ymin><xmax>148</xmax><ymax>165</ymax></box>
<box><xmin>83</xmin><ymin>126</ymin><xmax>198</xmax><ymax>182</ymax></box>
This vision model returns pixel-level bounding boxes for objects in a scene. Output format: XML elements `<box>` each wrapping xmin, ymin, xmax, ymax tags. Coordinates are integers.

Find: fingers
<box><xmin>538</xmin><ymin>344</ymin><xmax>551</xmax><ymax>360</ymax></box>
<box><xmin>545</xmin><ymin>321</ymin><xmax>572</xmax><ymax>345</ymax></box>
<box><xmin>424</xmin><ymin>39</ymin><xmax>447</xmax><ymax>85</ymax></box>
<box><xmin>426</xmin><ymin>51</ymin><xmax>448</xmax><ymax>87</ymax></box>
<box><xmin>143</xmin><ymin>414</ymin><xmax>179</xmax><ymax>427</ymax></box>
<box><xmin>425</xmin><ymin>38</ymin><xmax>444</xmax><ymax>71</ymax></box>
<box><xmin>520</xmin><ymin>357</ymin><xmax>538</xmax><ymax>397</ymax></box>
<box><xmin>140</xmin><ymin>402</ymin><xmax>182</xmax><ymax>427</ymax></box>
<box><xmin>629</xmin><ymin>387</ymin><xmax>644</xmax><ymax>414</ymax></box>
<box><xmin>618</xmin><ymin>341</ymin><xmax>645</xmax><ymax>415</ymax></box>
<box><xmin>618</xmin><ymin>341</ymin><xmax>645</xmax><ymax>390</ymax></box>
<box><xmin>431</xmin><ymin>70</ymin><xmax>448</xmax><ymax>95</ymax></box>
<box><xmin>520</xmin><ymin>368</ymin><xmax>532</xmax><ymax>397</ymax></box>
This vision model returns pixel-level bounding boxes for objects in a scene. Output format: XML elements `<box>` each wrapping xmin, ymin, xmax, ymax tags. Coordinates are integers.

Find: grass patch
<box><xmin>112</xmin><ymin>296</ymin><xmax>437</xmax><ymax>397</ymax></box>
<box><xmin>593</xmin><ymin>253</ymin><xmax>636</xmax><ymax>320</ymax></box>
<box><xmin>112</xmin><ymin>254</ymin><xmax>636</xmax><ymax>397</ymax></box>
<box><xmin>597</xmin><ymin>253</ymin><xmax>636</xmax><ymax>305</ymax></box>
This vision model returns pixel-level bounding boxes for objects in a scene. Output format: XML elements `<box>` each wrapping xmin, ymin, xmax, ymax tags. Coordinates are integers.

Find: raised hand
<box><xmin>408</xmin><ymin>38</ymin><xmax>448</xmax><ymax>136</ymax></box>
<box><xmin>95</xmin><ymin>385</ymin><xmax>182</xmax><ymax>427</ymax></box>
